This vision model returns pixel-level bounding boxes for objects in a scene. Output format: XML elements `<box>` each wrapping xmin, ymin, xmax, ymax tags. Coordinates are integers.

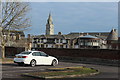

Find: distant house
<box><xmin>73</xmin><ymin>35</ymin><xmax>106</xmax><ymax>49</ymax></box>
<box><xmin>0</xmin><ymin>28</ymin><xmax>31</xmax><ymax>48</ymax></box>
<box><xmin>32</xmin><ymin>32</ymin><xmax>109</xmax><ymax>49</ymax></box>
<box><xmin>32</xmin><ymin>32</ymin><xmax>71</xmax><ymax>48</ymax></box>
<box><xmin>3</xmin><ymin>29</ymin><xmax>25</xmax><ymax>41</ymax></box>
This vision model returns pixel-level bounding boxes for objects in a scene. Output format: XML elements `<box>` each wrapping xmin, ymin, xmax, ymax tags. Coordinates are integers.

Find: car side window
<box><xmin>32</xmin><ymin>52</ymin><xmax>41</xmax><ymax>56</ymax></box>
<box><xmin>40</xmin><ymin>52</ymin><xmax>47</xmax><ymax>56</ymax></box>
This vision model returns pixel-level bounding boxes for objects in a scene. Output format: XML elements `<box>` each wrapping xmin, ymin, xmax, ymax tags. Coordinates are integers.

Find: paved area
<box><xmin>1</xmin><ymin>61</ymin><xmax>119</xmax><ymax>80</ymax></box>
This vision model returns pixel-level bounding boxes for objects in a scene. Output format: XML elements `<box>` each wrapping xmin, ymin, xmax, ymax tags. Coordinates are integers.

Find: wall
<box><xmin>4</xmin><ymin>47</ymin><xmax>119</xmax><ymax>60</ymax></box>
<box><xmin>34</xmin><ymin>48</ymin><xmax>119</xmax><ymax>60</ymax></box>
<box><xmin>0</xmin><ymin>47</ymin><xmax>1</xmax><ymax>58</ymax></box>
<box><xmin>5</xmin><ymin>46</ymin><xmax>25</xmax><ymax>57</ymax></box>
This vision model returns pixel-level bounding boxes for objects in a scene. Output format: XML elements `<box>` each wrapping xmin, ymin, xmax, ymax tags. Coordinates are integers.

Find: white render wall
<box><xmin>47</xmin><ymin>44</ymin><xmax>53</xmax><ymax>48</ymax></box>
<box><xmin>62</xmin><ymin>40</ymin><xmax>66</xmax><ymax>43</ymax></box>
<box><xmin>43</xmin><ymin>39</ymin><xmax>47</xmax><ymax>43</ymax></box>
<box><xmin>74</xmin><ymin>45</ymin><xmax>79</xmax><ymax>48</ymax></box>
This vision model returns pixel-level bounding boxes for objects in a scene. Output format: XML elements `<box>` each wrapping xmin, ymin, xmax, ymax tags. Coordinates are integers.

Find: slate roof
<box><xmin>3</xmin><ymin>29</ymin><xmax>25</xmax><ymax>36</ymax></box>
<box><xmin>34</xmin><ymin>34</ymin><xmax>65</xmax><ymax>39</ymax></box>
<box><xmin>34</xmin><ymin>31</ymin><xmax>111</xmax><ymax>40</ymax></box>
<box><xmin>79</xmin><ymin>35</ymin><xmax>99</xmax><ymax>39</ymax></box>
<box><xmin>64</xmin><ymin>33</ymin><xmax>80</xmax><ymax>39</ymax></box>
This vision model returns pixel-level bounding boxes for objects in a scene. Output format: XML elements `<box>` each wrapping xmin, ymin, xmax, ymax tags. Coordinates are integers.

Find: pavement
<box><xmin>1</xmin><ymin>61</ymin><xmax>119</xmax><ymax>80</ymax></box>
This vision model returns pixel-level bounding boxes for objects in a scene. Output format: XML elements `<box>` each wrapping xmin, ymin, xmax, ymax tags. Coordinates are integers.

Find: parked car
<box><xmin>14</xmin><ymin>50</ymin><xmax>58</xmax><ymax>67</ymax></box>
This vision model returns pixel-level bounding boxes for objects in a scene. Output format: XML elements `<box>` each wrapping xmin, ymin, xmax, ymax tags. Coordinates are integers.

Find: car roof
<box><xmin>27</xmin><ymin>50</ymin><xmax>43</xmax><ymax>53</ymax></box>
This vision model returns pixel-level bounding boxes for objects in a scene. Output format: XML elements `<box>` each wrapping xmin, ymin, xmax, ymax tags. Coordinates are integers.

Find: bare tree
<box><xmin>0</xmin><ymin>1</ymin><xmax>31</xmax><ymax>58</ymax></box>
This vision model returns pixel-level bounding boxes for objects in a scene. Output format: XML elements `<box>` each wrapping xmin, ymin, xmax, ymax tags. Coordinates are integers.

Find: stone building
<box><xmin>32</xmin><ymin>31</ymin><xmax>109</xmax><ymax>49</ymax></box>
<box><xmin>73</xmin><ymin>35</ymin><xmax>106</xmax><ymax>49</ymax></box>
<box><xmin>106</xmin><ymin>29</ymin><xmax>118</xmax><ymax>49</ymax></box>
<box><xmin>2</xmin><ymin>30</ymin><xmax>25</xmax><ymax>47</ymax></box>
<box><xmin>33</xmin><ymin>32</ymin><xmax>71</xmax><ymax>48</ymax></box>
<box><xmin>0</xmin><ymin>28</ymin><xmax>32</xmax><ymax>49</ymax></box>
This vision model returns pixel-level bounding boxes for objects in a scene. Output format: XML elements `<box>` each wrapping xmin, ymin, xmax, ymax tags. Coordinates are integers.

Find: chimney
<box><xmin>58</xmin><ymin>32</ymin><xmax>62</xmax><ymax>35</ymax></box>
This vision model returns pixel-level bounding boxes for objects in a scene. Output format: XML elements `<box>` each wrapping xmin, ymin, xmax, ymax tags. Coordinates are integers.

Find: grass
<box><xmin>24</xmin><ymin>67</ymin><xmax>98</xmax><ymax>78</ymax></box>
<box><xmin>0</xmin><ymin>58</ymin><xmax>13</xmax><ymax>63</ymax></box>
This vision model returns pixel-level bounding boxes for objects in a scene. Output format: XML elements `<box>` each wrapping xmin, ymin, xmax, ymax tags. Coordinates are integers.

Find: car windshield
<box><xmin>20</xmin><ymin>51</ymin><xmax>31</xmax><ymax>55</ymax></box>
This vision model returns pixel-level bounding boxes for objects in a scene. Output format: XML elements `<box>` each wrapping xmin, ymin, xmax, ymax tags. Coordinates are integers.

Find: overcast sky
<box><xmin>25</xmin><ymin>2</ymin><xmax>118</xmax><ymax>35</ymax></box>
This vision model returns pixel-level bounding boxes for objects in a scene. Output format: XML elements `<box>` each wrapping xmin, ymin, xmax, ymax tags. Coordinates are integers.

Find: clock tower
<box><xmin>46</xmin><ymin>13</ymin><xmax>54</xmax><ymax>35</ymax></box>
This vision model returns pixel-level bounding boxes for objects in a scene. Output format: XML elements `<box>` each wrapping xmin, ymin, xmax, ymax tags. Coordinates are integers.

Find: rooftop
<box><xmin>79</xmin><ymin>35</ymin><xmax>99</xmax><ymax>39</ymax></box>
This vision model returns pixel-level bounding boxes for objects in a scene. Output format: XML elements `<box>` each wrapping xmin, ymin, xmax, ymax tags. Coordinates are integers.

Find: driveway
<box><xmin>1</xmin><ymin>61</ymin><xmax>119</xmax><ymax>80</ymax></box>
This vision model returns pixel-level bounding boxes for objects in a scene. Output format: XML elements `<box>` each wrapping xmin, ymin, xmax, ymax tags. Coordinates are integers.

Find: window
<box><xmin>20</xmin><ymin>51</ymin><xmax>31</xmax><ymax>55</ymax></box>
<box><xmin>40</xmin><ymin>52</ymin><xmax>48</xmax><ymax>56</ymax></box>
<box><xmin>56</xmin><ymin>39</ymin><xmax>59</xmax><ymax>43</ymax></box>
<box><xmin>55</xmin><ymin>45</ymin><xmax>59</xmax><ymax>48</ymax></box>
<box><xmin>41</xmin><ymin>39</ymin><xmax>43</xmax><ymax>43</ymax></box>
<box><xmin>66</xmin><ymin>40</ymin><xmax>69</xmax><ymax>43</ymax></box>
<box><xmin>41</xmin><ymin>44</ymin><xmax>44</xmax><ymax>48</ymax></box>
<box><xmin>60</xmin><ymin>39</ymin><xmax>62</xmax><ymax>43</ymax></box>
<box><xmin>47</xmin><ymin>39</ymin><xmax>54</xmax><ymax>43</ymax></box>
<box><xmin>60</xmin><ymin>45</ymin><xmax>63</xmax><ymax>48</ymax></box>
<box><xmin>37</xmin><ymin>45</ymin><xmax>40</xmax><ymax>47</ymax></box>
<box><xmin>32</xmin><ymin>52</ymin><xmax>41</xmax><ymax>56</ymax></box>
<box><xmin>66</xmin><ymin>45</ymin><xmax>67</xmax><ymax>48</ymax></box>
<box><xmin>38</xmin><ymin>39</ymin><xmax>40</xmax><ymax>43</ymax></box>
<box><xmin>46</xmin><ymin>45</ymin><xmax>48</xmax><ymax>48</ymax></box>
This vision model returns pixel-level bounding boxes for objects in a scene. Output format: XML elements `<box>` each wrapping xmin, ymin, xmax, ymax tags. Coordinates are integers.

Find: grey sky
<box><xmin>25</xmin><ymin>2</ymin><xmax>118</xmax><ymax>35</ymax></box>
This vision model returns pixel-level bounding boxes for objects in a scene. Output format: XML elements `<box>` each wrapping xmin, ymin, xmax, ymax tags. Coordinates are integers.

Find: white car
<box><xmin>14</xmin><ymin>50</ymin><xmax>58</xmax><ymax>67</ymax></box>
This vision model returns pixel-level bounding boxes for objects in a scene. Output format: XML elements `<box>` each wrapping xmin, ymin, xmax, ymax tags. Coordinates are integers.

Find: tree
<box><xmin>0</xmin><ymin>1</ymin><xmax>31</xmax><ymax>58</ymax></box>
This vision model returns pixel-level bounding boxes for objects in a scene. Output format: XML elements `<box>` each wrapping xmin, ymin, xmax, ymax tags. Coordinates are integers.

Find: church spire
<box><xmin>47</xmin><ymin>12</ymin><xmax>53</xmax><ymax>24</ymax></box>
<box><xmin>46</xmin><ymin>12</ymin><xmax>54</xmax><ymax>35</ymax></box>
<box><xmin>49</xmin><ymin>12</ymin><xmax>52</xmax><ymax>19</ymax></box>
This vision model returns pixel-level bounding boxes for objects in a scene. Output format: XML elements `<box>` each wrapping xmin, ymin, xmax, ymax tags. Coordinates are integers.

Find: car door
<box><xmin>32</xmin><ymin>52</ymin><xmax>42</xmax><ymax>65</ymax></box>
<box><xmin>40</xmin><ymin>52</ymin><xmax>52</xmax><ymax>65</ymax></box>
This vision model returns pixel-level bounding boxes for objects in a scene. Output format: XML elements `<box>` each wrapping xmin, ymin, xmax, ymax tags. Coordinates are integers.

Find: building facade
<box><xmin>32</xmin><ymin>32</ymin><xmax>109</xmax><ymax>49</ymax></box>
<box><xmin>0</xmin><ymin>28</ymin><xmax>32</xmax><ymax>49</ymax></box>
<box><xmin>33</xmin><ymin>33</ymin><xmax>71</xmax><ymax>48</ymax></box>
<box><xmin>73</xmin><ymin>35</ymin><xmax>106</xmax><ymax>49</ymax></box>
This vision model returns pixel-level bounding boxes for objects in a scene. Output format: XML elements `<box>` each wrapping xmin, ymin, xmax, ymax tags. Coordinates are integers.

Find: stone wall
<box><xmin>5</xmin><ymin>46</ymin><xmax>25</xmax><ymax>57</ymax></box>
<box><xmin>5</xmin><ymin>47</ymin><xmax>119</xmax><ymax>60</ymax></box>
<box><xmin>34</xmin><ymin>48</ymin><xmax>119</xmax><ymax>60</ymax></box>
<box><xmin>0</xmin><ymin>47</ymin><xmax>1</xmax><ymax>58</ymax></box>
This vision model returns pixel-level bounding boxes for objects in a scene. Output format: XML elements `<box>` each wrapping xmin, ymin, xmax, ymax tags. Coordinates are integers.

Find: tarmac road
<box><xmin>1</xmin><ymin>61</ymin><xmax>119</xmax><ymax>80</ymax></box>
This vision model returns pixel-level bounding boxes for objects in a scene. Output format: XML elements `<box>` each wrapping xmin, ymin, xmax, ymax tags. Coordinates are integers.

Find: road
<box><xmin>1</xmin><ymin>61</ymin><xmax>119</xmax><ymax>80</ymax></box>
